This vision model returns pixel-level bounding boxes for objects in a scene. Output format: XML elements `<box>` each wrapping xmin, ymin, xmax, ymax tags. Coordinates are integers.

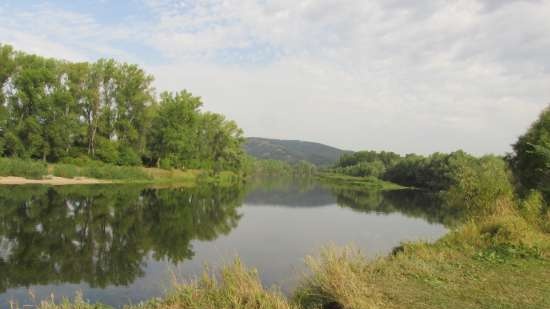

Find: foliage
<box><xmin>0</xmin><ymin>44</ymin><xmax>245</xmax><ymax>173</ymax></box>
<box><xmin>246</xmin><ymin>158</ymin><xmax>318</xmax><ymax>180</ymax></box>
<box><xmin>52</xmin><ymin>163</ymin><xmax>80</xmax><ymax>178</ymax></box>
<box><xmin>132</xmin><ymin>259</ymin><xmax>296</xmax><ymax>309</ymax></box>
<box><xmin>443</xmin><ymin>155</ymin><xmax>515</xmax><ymax>216</ymax></box>
<box><xmin>0</xmin><ymin>157</ymin><xmax>47</xmax><ymax>179</ymax></box>
<box><xmin>508</xmin><ymin>105</ymin><xmax>550</xmax><ymax>196</ymax></box>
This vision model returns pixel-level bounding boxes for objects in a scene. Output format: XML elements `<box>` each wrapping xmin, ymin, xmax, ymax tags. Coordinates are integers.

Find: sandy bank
<box><xmin>0</xmin><ymin>176</ymin><xmax>110</xmax><ymax>185</ymax></box>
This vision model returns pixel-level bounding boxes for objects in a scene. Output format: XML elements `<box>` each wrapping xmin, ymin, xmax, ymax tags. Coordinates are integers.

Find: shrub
<box><xmin>0</xmin><ymin>157</ymin><xmax>47</xmax><ymax>179</ymax></box>
<box><xmin>159</xmin><ymin>157</ymin><xmax>173</xmax><ymax>170</ymax></box>
<box><xmin>79</xmin><ymin>163</ymin><xmax>151</xmax><ymax>180</ymax></box>
<box><xmin>543</xmin><ymin>209</ymin><xmax>550</xmax><ymax>233</ymax></box>
<box><xmin>52</xmin><ymin>164</ymin><xmax>80</xmax><ymax>178</ymax></box>
<box><xmin>519</xmin><ymin>190</ymin><xmax>545</xmax><ymax>227</ymax></box>
<box><xmin>60</xmin><ymin>155</ymin><xmax>94</xmax><ymax>167</ymax></box>
<box><xmin>95</xmin><ymin>138</ymin><xmax>119</xmax><ymax>164</ymax></box>
<box><xmin>117</xmin><ymin>146</ymin><xmax>142</xmax><ymax>166</ymax></box>
<box><xmin>444</xmin><ymin>155</ymin><xmax>514</xmax><ymax>216</ymax></box>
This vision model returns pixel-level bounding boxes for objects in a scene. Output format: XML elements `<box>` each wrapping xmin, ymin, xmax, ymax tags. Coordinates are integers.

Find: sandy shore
<box><xmin>0</xmin><ymin>176</ymin><xmax>110</xmax><ymax>185</ymax></box>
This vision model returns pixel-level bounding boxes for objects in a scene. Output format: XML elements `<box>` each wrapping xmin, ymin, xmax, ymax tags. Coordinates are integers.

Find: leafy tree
<box><xmin>508</xmin><ymin>105</ymin><xmax>550</xmax><ymax>195</ymax></box>
<box><xmin>0</xmin><ymin>45</ymin><xmax>246</xmax><ymax>171</ymax></box>
<box><xmin>148</xmin><ymin>91</ymin><xmax>202</xmax><ymax>168</ymax></box>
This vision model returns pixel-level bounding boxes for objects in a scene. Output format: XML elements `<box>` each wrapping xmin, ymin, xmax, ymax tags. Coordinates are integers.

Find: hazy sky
<box><xmin>1</xmin><ymin>0</ymin><xmax>549</xmax><ymax>155</ymax></box>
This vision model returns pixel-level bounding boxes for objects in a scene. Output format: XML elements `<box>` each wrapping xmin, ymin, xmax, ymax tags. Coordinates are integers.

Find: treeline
<box><xmin>246</xmin><ymin>158</ymin><xmax>317</xmax><ymax>177</ymax></box>
<box><xmin>334</xmin><ymin>150</ymin><xmax>507</xmax><ymax>192</ymax></box>
<box><xmin>333</xmin><ymin>104</ymin><xmax>550</xmax><ymax>201</ymax></box>
<box><xmin>0</xmin><ymin>45</ymin><xmax>244</xmax><ymax>171</ymax></box>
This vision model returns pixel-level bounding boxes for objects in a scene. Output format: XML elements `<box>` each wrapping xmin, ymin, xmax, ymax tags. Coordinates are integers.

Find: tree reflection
<box><xmin>0</xmin><ymin>184</ymin><xmax>245</xmax><ymax>292</ymax></box>
<box><xmin>324</xmin><ymin>185</ymin><xmax>463</xmax><ymax>226</ymax></box>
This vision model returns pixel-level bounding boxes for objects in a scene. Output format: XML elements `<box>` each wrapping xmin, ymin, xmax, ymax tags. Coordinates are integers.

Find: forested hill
<box><xmin>244</xmin><ymin>137</ymin><xmax>350</xmax><ymax>166</ymax></box>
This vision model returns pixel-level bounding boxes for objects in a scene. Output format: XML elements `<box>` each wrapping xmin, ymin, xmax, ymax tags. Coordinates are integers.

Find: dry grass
<box><xmin>130</xmin><ymin>259</ymin><xmax>296</xmax><ymax>309</ymax></box>
<box><xmin>293</xmin><ymin>246</ymin><xmax>384</xmax><ymax>309</ymax></box>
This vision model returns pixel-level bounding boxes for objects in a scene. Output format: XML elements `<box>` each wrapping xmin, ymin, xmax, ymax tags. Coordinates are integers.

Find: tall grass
<box><xmin>0</xmin><ymin>157</ymin><xmax>47</xmax><ymax>179</ymax></box>
<box><xmin>133</xmin><ymin>259</ymin><xmax>296</xmax><ymax>309</ymax></box>
<box><xmin>52</xmin><ymin>162</ymin><xmax>151</xmax><ymax>180</ymax></box>
<box><xmin>293</xmin><ymin>246</ymin><xmax>384</xmax><ymax>309</ymax></box>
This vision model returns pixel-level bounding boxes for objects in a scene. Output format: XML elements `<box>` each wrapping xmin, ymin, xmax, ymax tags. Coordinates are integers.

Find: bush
<box><xmin>0</xmin><ymin>157</ymin><xmax>47</xmax><ymax>179</ymax></box>
<box><xmin>52</xmin><ymin>164</ymin><xmax>80</xmax><ymax>178</ymax></box>
<box><xmin>519</xmin><ymin>190</ymin><xmax>545</xmax><ymax>227</ymax></box>
<box><xmin>79</xmin><ymin>163</ymin><xmax>151</xmax><ymax>180</ymax></box>
<box><xmin>60</xmin><ymin>155</ymin><xmax>94</xmax><ymax>167</ymax></box>
<box><xmin>444</xmin><ymin>155</ymin><xmax>514</xmax><ymax>215</ymax></box>
<box><xmin>95</xmin><ymin>138</ymin><xmax>119</xmax><ymax>164</ymax></box>
<box><xmin>159</xmin><ymin>157</ymin><xmax>173</xmax><ymax>170</ymax></box>
<box><xmin>117</xmin><ymin>146</ymin><xmax>142</xmax><ymax>166</ymax></box>
<box><xmin>53</xmin><ymin>161</ymin><xmax>151</xmax><ymax>180</ymax></box>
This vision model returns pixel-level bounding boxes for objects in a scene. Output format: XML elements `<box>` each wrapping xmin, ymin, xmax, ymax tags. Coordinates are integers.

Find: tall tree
<box><xmin>148</xmin><ymin>91</ymin><xmax>202</xmax><ymax>168</ymax></box>
<box><xmin>508</xmin><ymin>105</ymin><xmax>550</xmax><ymax>194</ymax></box>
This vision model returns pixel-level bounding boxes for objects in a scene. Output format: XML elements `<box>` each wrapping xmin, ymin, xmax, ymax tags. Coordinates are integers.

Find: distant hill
<box><xmin>244</xmin><ymin>137</ymin><xmax>351</xmax><ymax>166</ymax></box>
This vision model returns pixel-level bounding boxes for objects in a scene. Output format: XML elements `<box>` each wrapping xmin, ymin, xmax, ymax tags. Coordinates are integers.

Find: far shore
<box><xmin>0</xmin><ymin>176</ymin><xmax>110</xmax><ymax>186</ymax></box>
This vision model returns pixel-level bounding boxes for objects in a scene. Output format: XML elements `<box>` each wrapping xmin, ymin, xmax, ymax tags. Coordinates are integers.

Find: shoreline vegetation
<box><xmin>0</xmin><ymin>44</ymin><xmax>246</xmax><ymax>181</ymax></box>
<box><xmin>19</xmin><ymin>108</ymin><xmax>550</xmax><ymax>309</ymax></box>
<box><xmin>2</xmin><ymin>48</ymin><xmax>550</xmax><ymax>308</ymax></box>
<box><xmin>0</xmin><ymin>157</ymin><xmax>242</xmax><ymax>186</ymax></box>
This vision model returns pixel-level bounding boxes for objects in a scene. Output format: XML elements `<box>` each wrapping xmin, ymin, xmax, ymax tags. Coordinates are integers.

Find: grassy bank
<box><xmin>0</xmin><ymin>157</ymin><xmax>241</xmax><ymax>186</ymax></box>
<box><xmin>316</xmin><ymin>172</ymin><xmax>406</xmax><ymax>190</ymax></box>
<box><xmin>23</xmin><ymin>168</ymin><xmax>550</xmax><ymax>309</ymax></box>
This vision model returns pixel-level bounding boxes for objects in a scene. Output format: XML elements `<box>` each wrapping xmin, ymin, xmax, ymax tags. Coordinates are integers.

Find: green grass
<box><xmin>293</xmin><ymin>199</ymin><xmax>550</xmax><ymax>309</ymax></box>
<box><xmin>0</xmin><ymin>157</ymin><xmax>48</xmax><ymax>179</ymax></box>
<box><xmin>0</xmin><ymin>157</ymin><xmax>243</xmax><ymax>185</ymax></box>
<box><xmin>316</xmin><ymin>172</ymin><xmax>406</xmax><ymax>190</ymax></box>
<box><xmin>50</xmin><ymin>162</ymin><xmax>152</xmax><ymax>180</ymax></box>
<box><xmin>130</xmin><ymin>259</ymin><xmax>296</xmax><ymax>309</ymax></box>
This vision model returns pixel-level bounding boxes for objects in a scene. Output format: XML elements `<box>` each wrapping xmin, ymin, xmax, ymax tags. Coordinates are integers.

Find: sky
<box><xmin>1</xmin><ymin>0</ymin><xmax>549</xmax><ymax>155</ymax></box>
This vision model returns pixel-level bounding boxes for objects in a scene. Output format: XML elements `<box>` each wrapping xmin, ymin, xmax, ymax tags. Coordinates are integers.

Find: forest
<box><xmin>0</xmin><ymin>44</ymin><xmax>245</xmax><ymax>172</ymax></box>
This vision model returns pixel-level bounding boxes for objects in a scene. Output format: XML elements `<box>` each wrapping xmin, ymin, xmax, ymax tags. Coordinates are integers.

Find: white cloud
<box><xmin>2</xmin><ymin>0</ymin><xmax>550</xmax><ymax>154</ymax></box>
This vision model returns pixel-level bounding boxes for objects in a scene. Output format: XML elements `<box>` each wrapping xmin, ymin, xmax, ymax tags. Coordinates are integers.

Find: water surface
<box><xmin>0</xmin><ymin>180</ymin><xmax>448</xmax><ymax>307</ymax></box>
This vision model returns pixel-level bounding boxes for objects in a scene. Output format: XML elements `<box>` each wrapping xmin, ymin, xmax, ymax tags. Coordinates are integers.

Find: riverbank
<box><xmin>26</xmin><ymin>177</ymin><xmax>550</xmax><ymax>308</ymax></box>
<box><xmin>31</xmin><ymin>242</ymin><xmax>550</xmax><ymax>309</ymax></box>
<box><xmin>0</xmin><ymin>157</ymin><xmax>241</xmax><ymax>186</ymax></box>
<box><xmin>316</xmin><ymin>172</ymin><xmax>407</xmax><ymax>190</ymax></box>
<box><xmin>0</xmin><ymin>176</ymin><xmax>109</xmax><ymax>185</ymax></box>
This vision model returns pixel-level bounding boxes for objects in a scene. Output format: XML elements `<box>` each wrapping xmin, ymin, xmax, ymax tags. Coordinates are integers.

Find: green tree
<box><xmin>148</xmin><ymin>91</ymin><xmax>202</xmax><ymax>168</ymax></box>
<box><xmin>508</xmin><ymin>105</ymin><xmax>550</xmax><ymax>195</ymax></box>
<box><xmin>0</xmin><ymin>45</ymin><xmax>246</xmax><ymax>172</ymax></box>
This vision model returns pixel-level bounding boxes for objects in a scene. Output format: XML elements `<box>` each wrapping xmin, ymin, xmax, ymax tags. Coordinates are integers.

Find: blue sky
<box><xmin>1</xmin><ymin>0</ymin><xmax>550</xmax><ymax>155</ymax></box>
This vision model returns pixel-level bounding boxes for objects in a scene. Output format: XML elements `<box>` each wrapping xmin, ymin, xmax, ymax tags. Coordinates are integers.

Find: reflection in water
<box><xmin>325</xmin><ymin>185</ymin><xmax>463</xmax><ymax>226</ymax></box>
<box><xmin>0</xmin><ymin>179</ymin><xmax>452</xmax><ymax>307</ymax></box>
<box><xmin>0</xmin><ymin>185</ymin><xmax>245</xmax><ymax>293</ymax></box>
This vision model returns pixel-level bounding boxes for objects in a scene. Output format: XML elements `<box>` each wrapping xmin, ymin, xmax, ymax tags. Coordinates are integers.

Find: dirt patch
<box><xmin>0</xmin><ymin>176</ymin><xmax>110</xmax><ymax>185</ymax></box>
